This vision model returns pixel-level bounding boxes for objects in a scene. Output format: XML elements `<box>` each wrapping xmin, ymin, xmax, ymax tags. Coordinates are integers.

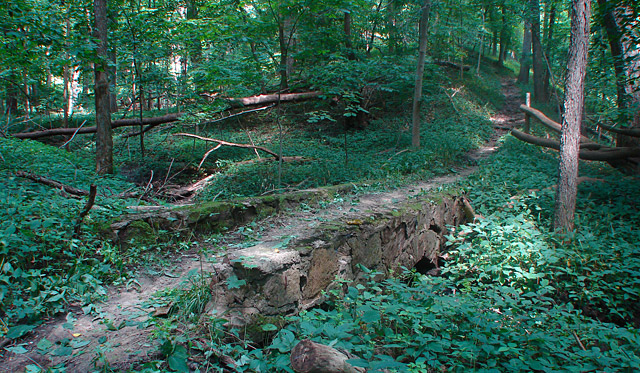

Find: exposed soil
<box><xmin>0</xmin><ymin>78</ymin><xmax>524</xmax><ymax>372</ymax></box>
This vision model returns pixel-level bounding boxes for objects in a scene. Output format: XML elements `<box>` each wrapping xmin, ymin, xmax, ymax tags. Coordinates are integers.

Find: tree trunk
<box><xmin>387</xmin><ymin>0</ymin><xmax>398</xmax><ymax>54</ymax></box>
<box><xmin>344</xmin><ymin>11</ymin><xmax>356</xmax><ymax>61</ymax></box>
<box><xmin>63</xmin><ymin>17</ymin><xmax>71</xmax><ymax>127</ymax></box>
<box><xmin>492</xmin><ymin>30</ymin><xmax>498</xmax><ymax>56</ymax></box>
<box><xmin>278</xmin><ymin>21</ymin><xmax>290</xmax><ymax>90</ymax></box>
<box><xmin>530</xmin><ymin>0</ymin><xmax>546</xmax><ymax>102</ymax></box>
<box><xmin>498</xmin><ymin>7</ymin><xmax>508</xmax><ymax>66</ymax></box>
<box><xmin>601</xmin><ymin>2</ymin><xmax>640</xmax><ymax>151</ymax></box>
<box><xmin>542</xmin><ymin>2</ymin><xmax>556</xmax><ymax>98</ymax></box>
<box><xmin>411</xmin><ymin>0</ymin><xmax>431</xmax><ymax>149</ymax></box>
<box><xmin>108</xmin><ymin>11</ymin><xmax>118</xmax><ymax>112</ymax></box>
<box><xmin>517</xmin><ymin>21</ymin><xmax>532</xmax><ymax>83</ymax></box>
<box><xmin>94</xmin><ymin>0</ymin><xmax>113</xmax><ymax>175</ymax></box>
<box><xmin>554</xmin><ymin>0</ymin><xmax>590</xmax><ymax>233</ymax></box>
<box><xmin>477</xmin><ymin>10</ymin><xmax>485</xmax><ymax>75</ymax></box>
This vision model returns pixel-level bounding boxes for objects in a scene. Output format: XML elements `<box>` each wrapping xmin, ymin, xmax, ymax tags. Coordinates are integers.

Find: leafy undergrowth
<box><xmin>0</xmin><ymin>58</ymin><xmax>503</xmax><ymax>340</ymax></box>
<box><xmin>0</xmin><ymin>137</ymin><xmax>161</xmax><ymax>337</ymax></box>
<box><xmin>148</xmin><ymin>137</ymin><xmax>640</xmax><ymax>372</ymax></box>
<box><xmin>121</xmin><ymin>59</ymin><xmax>501</xmax><ymax>200</ymax></box>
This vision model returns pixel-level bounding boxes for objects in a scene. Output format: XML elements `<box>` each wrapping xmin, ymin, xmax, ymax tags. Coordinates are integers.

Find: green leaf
<box><xmin>262</xmin><ymin>323</ymin><xmax>278</xmax><ymax>331</ymax></box>
<box><xmin>6</xmin><ymin>324</ymin><xmax>35</xmax><ymax>339</ymax></box>
<box><xmin>6</xmin><ymin>345</ymin><xmax>28</xmax><ymax>354</ymax></box>
<box><xmin>52</xmin><ymin>346</ymin><xmax>73</xmax><ymax>356</ymax></box>
<box><xmin>168</xmin><ymin>345</ymin><xmax>189</xmax><ymax>372</ymax></box>
<box><xmin>226</xmin><ymin>275</ymin><xmax>246</xmax><ymax>289</ymax></box>
<box><xmin>36</xmin><ymin>338</ymin><xmax>53</xmax><ymax>353</ymax></box>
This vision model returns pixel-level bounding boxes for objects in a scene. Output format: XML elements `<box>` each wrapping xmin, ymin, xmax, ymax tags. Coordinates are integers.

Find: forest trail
<box><xmin>1</xmin><ymin>78</ymin><xmax>524</xmax><ymax>372</ymax></box>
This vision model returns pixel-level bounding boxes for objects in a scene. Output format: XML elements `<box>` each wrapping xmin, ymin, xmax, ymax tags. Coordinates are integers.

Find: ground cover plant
<box><xmin>0</xmin><ymin>58</ymin><xmax>502</xmax><ymax>343</ymax></box>
<box><xmin>146</xmin><ymin>137</ymin><xmax>640</xmax><ymax>372</ymax></box>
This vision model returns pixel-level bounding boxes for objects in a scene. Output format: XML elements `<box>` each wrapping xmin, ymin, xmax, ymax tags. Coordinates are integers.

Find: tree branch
<box><xmin>73</xmin><ymin>184</ymin><xmax>97</xmax><ymax>238</ymax></box>
<box><xmin>511</xmin><ymin>129</ymin><xmax>640</xmax><ymax>161</ymax></box>
<box><xmin>174</xmin><ymin>132</ymin><xmax>281</xmax><ymax>160</ymax></box>
<box><xmin>519</xmin><ymin>104</ymin><xmax>597</xmax><ymax>146</ymax></box>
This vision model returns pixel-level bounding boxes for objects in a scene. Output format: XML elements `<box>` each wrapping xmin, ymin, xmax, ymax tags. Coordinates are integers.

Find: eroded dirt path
<box><xmin>0</xmin><ymin>78</ymin><xmax>523</xmax><ymax>372</ymax></box>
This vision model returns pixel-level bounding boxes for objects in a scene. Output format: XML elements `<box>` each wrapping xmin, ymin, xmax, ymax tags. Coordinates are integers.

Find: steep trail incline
<box><xmin>1</xmin><ymin>78</ymin><xmax>524</xmax><ymax>372</ymax></box>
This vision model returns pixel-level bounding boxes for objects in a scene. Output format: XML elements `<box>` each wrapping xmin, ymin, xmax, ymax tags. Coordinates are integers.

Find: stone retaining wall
<box><xmin>207</xmin><ymin>194</ymin><xmax>469</xmax><ymax>326</ymax></box>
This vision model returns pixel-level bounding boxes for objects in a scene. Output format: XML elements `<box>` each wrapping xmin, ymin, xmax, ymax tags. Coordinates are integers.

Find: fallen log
<box><xmin>14</xmin><ymin>170</ymin><xmax>90</xmax><ymax>197</ymax></box>
<box><xmin>511</xmin><ymin>129</ymin><xmax>640</xmax><ymax>161</ymax></box>
<box><xmin>13</xmin><ymin>113</ymin><xmax>182</xmax><ymax>140</ymax></box>
<box><xmin>174</xmin><ymin>132</ymin><xmax>281</xmax><ymax>162</ymax></box>
<box><xmin>14</xmin><ymin>171</ymin><xmax>155</xmax><ymax>202</ymax></box>
<box><xmin>290</xmin><ymin>339</ymin><xmax>366</xmax><ymax>373</ymax></box>
<box><xmin>519</xmin><ymin>105</ymin><xmax>597</xmax><ymax>146</ymax></box>
<box><xmin>226</xmin><ymin>91</ymin><xmax>322</xmax><ymax>108</ymax></box>
<box><xmin>434</xmin><ymin>60</ymin><xmax>471</xmax><ymax>71</ymax></box>
<box><xmin>596</xmin><ymin>122</ymin><xmax>640</xmax><ymax>138</ymax></box>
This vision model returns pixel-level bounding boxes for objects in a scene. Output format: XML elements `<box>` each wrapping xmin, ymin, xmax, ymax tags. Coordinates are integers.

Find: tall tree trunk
<box><xmin>517</xmin><ymin>21</ymin><xmax>532</xmax><ymax>83</ymax></box>
<box><xmin>344</xmin><ymin>11</ymin><xmax>356</xmax><ymax>60</ymax></box>
<box><xmin>477</xmin><ymin>10</ymin><xmax>485</xmax><ymax>75</ymax></box>
<box><xmin>542</xmin><ymin>3</ymin><xmax>556</xmax><ymax>98</ymax></box>
<box><xmin>554</xmin><ymin>0</ymin><xmax>590</xmax><ymax>233</ymax></box>
<box><xmin>63</xmin><ymin>17</ymin><xmax>71</xmax><ymax>127</ymax></box>
<box><xmin>598</xmin><ymin>1</ymin><xmax>640</xmax><ymax>150</ymax></box>
<box><xmin>498</xmin><ymin>6</ymin><xmax>508</xmax><ymax>66</ymax></box>
<box><xmin>278</xmin><ymin>17</ymin><xmax>294</xmax><ymax>90</ymax></box>
<box><xmin>596</xmin><ymin>0</ymin><xmax>626</xmax><ymax>111</ymax></box>
<box><xmin>492</xmin><ymin>30</ymin><xmax>498</xmax><ymax>56</ymax></box>
<box><xmin>94</xmin><ymin>0</ymin><xmax>113</xmax><ymax>175</ymax></box>
<box><xmin>186</xmin><ymin>0</ymin><xmax>202</xmax><ymax>66</ymax></box>
<box><xmin>530</xmin><ymin>0</ymin><xmax>546</xmax><ymax>102</ymax></box>
<box><xmin>387</xmin><ymin>0</ymin><xmax>398</xmax><ymax>54</ymax></box>
<box><xmin>411</xmin><ymin>0</ymin><xmax>431</xmax><ymax>149</ymax></box>
<box><xmin>108</xmin><ymin>10</ymin><xmax>118</xmax><ymax>112</ymax></box>
<box><xmin>108</xmin><ymin>48</ymin><xmax>117</xmax><ymax>112</ymax></box>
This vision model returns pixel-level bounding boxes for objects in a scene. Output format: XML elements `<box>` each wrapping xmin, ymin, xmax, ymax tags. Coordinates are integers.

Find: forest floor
<box><xmin>1</xmin><ymin>78</ymin><xmax>524</xmax><ymax>372</ymax></box>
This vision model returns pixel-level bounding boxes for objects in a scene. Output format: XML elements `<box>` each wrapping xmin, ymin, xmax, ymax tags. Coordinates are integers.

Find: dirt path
<box><xmin>0</xmin><ymin>78</ymin><xmax>523</xmax><ymax>372</ymax></box>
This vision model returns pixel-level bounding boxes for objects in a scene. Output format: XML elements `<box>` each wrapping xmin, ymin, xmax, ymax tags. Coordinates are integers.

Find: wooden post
<box><xmin>524</xmin><ymin>92</ymin><xmax>531</xmax><ymax>133</ymax></box>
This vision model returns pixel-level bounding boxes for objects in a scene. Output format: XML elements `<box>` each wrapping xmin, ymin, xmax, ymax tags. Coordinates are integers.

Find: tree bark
<box><xmin>554</xmin><ymin>0</ymin><xmax>590</xmax><ymax>233</ymax></box>
<box><xmin>278</xmin><ymin>17</ymin><xmax>294</xmax><ymax>90</ymax></box>
<box><xmin>411</xmin><ymin>0</ymin><xmax>431</xmax><ymax>148</ymax></box>
<box><xmin>94</xmin><ymin>0</ymin><xmax>113</xmax><ymax>175</ymax></box>
<box><xmin>542</xmin><ymin>3</ymin><xmax>556</xmax><ymax>99</ymax></box>
<box><xmin>517</xmin><ymin>21</ymin><xmax>532</xmax><ymax>84</ymax></box>
<box><xmin>226</xmin><ymin>91</ymin><xmax>321</xmax><ymax>107</ymax></box>
<box><xmin>519</xmin><ymin>104</ymin><xmax>595</xmax><ymax>144</ymax></box>
<box><xmin>498</xmin><ymin>6</ymin><xmax>508</xmax><ymax>66</ymax></box>
<box><xmin>344</xmin><ymin>11</ymin><xmax>356</xmax><ymax>60</ymax></box>
<box><xmin>530</xmin><ymin>0</ymin><xmax>546</xmax><ymax>102</ymax></box>
<box><xmin>511</xmin><ymin>129</ymin><xmax>640</xmax><ymax>160</ymax></box>
<box><xmin>13</xmin><ymin>113</ymin><xmax>182</xmax><ymax>140</ymax></box>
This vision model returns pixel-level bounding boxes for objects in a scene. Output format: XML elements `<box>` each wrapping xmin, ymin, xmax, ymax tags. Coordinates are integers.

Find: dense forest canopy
<box><xmin>1</xmin><ymin>0</ymin><xmax>640</xmax><ymax>371</ymax></box>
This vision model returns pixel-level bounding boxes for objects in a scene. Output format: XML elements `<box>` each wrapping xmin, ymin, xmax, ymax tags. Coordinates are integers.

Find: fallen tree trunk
<box><xmin>290</xmin><ymin>339</ymin><xmax>366</xmax><ymax>373</ymax></box>
<box><xmin>226</xmin><ymin>91</ymin><xmax>322</xmax><ymax>108</ymax></box>
<box><xmin>511</xmin><ymin>129</ymin><xmax>640</xmax><ymax>161</ymax></box>
<box><xmin>174</xmin><ymin>132</ymin><xmax>281</xmax><ymax>161</ymax></box>
<box><xmin>14</xmin><ymin>170</ymin><xmax>90</xmax><ymax>197</ymax></box>
<box><xmin>13</xmin><ymin>113</ymin><xmax>182</xmax><ymax>140</ymax></box>
<box><xmin>14</xmin><ymin>171</ymin><xmax>155</xmax><ymax>202</ymax></box>
<box><xmin>596</xmin><ymin>121</ymin><xmax>640</xmax><ymax>138</ymax></box>
<box><xmin>519</xmin><ymin>105</ymin><xmax>597</xmax><ymax>145</ymax></box>
<box><xmin>434</xmin><ymin>60</ymin><xmax>470</xmax><ymax>71</ymax></box>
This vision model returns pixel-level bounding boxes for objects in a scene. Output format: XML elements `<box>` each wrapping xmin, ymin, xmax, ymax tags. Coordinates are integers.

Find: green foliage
<box><xmin>0</xmin><ymin>137</ymin><xmax>148</xmax><ymax>333</ymax></box>
<box><xmin>162</xmin><ymin>137</ymin><xmax>640</xmax><ymax>372</ymax></box>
